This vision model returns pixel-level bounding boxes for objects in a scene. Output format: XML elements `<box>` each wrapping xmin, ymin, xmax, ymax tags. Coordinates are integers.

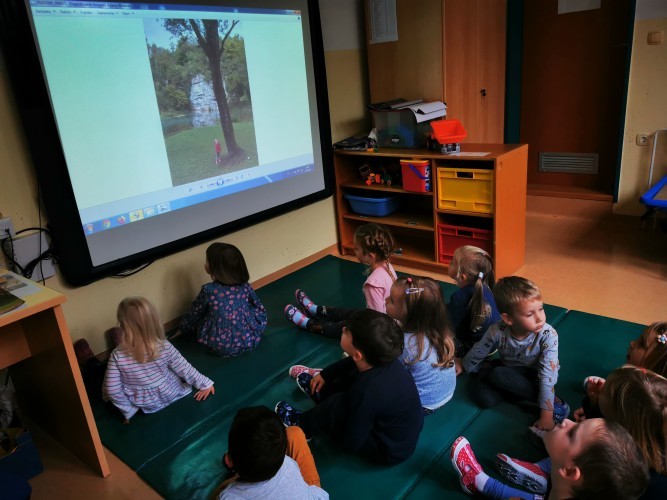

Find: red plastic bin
<box><xmin>400</xmin><ymin>159</ymin><xmax>431</xmax><ymax>192</ymax></box>
<box><xmin>438</xmin><ymin>223</ymin><xmax>493</xmax><ymax>265</ymax></box>
<box><xmin>430</xmin><ymin>119</ymin><xmax>467</xmax><ymax>144</ymax></box>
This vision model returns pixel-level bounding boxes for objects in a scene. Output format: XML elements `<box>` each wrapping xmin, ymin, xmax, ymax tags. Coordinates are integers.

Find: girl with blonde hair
<box><xmin>103</xmin><ymin>296</ymin><xmax>214</xmax><ymax>423</ymax></box>
<box><xmin>447</xmin><ymin>245</ymin><xmax>500</xmax><ymax>356</ymax></box>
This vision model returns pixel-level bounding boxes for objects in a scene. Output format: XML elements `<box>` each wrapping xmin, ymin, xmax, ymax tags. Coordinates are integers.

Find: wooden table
<box><xmin>0</xmin><ymin>272</ymin><xmax>109</xmax><ymax>477</ymax></box>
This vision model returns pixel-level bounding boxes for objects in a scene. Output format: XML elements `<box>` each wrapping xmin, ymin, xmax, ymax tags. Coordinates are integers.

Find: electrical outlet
<box><xmin>0</xmin><ymin>217</ymin><xmax>15</xmax><ymax>238</ymax></box>
<box><xmin>637</xmin><ymin>134</ymin><xmax>649</xmax><ymax>146</ymax></box>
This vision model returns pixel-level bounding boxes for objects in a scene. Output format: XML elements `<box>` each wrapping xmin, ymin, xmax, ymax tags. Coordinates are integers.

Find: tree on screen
<box><xmin>164</xmin><ymin>19</ymin><xmax>245</xmax><ymax>164</ymax></box>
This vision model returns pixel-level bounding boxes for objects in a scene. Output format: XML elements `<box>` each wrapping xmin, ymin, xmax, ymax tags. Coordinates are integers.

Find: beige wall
<box><xmin>0</xmin><ymin>1</ymin><xmax>369</xmax><ymax>354</ymax></box>
<box><xmin>616</xmin><ymin>11</ymin><xmax>667</xmax><ymax>214</ymax></box>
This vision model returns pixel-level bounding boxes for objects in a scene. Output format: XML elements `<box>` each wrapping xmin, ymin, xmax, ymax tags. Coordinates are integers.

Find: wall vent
<box><xmin>538</xmin><ymin>152</ymin><xmax>599</xmax><ymax>174</ymax></box>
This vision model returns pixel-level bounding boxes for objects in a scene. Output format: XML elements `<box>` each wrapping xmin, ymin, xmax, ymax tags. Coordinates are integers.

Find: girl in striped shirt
<box><xmin>103</xmin><ymin>297</ymin><xmax>214</xmax><ymax>423</ymax></box>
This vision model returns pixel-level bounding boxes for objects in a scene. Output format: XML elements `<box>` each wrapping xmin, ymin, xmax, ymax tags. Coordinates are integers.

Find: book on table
<box><xmin>0</xmin><ymin>284</ymin><xmax>25</xmax><ymax>315</ymax></box>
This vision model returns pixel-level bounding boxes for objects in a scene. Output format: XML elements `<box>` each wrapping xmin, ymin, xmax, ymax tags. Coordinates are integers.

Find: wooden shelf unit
<box><xmin>333</xmin><ymin>144</ymin><xmax>528</xmax><ymax>277</ymax></box>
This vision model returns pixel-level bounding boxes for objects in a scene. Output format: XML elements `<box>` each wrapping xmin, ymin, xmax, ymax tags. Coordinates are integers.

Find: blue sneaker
<box><xmin>296</xmin><ymin>372</ymin><xmax>321</xmax><ymax>402</ymax></box>
<box><xmin>297</xmin><ymin>372</ymin><xmax>313</xmax><ymax>395</ymax></box>
<box><xmin>275</xmin><ymin>400</ymin><xmax>302</xmax><ymax>427</ymax></box>
<box><xmin>553</xmin><ymin>396</ymin><xmax>570</xmax><ymax>424</ymax></box>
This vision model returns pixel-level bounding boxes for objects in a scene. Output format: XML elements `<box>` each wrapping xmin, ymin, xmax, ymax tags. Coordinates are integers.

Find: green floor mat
<box><xmin>550</xmin><ymin>310</ymin><xmax>644</xmax><ymax>409</ymax></box>
<box><xmin>405</xmin><ymin>403</ymin><xmax>543</xmax><ymax>499</ymax></box>
<box><xmin>95</xmin><ymin>330</ymin><xmax>338</xmax><ymax>470</ymax></box>
<box><xmin>94</xmin><ymin>255</ymin><xmax>646</xmax><ymax>499</ymax></box>
<box><xmin>95</xmin><ymin>255</ymin><xmax>355</xmax><ymax>470</ymax></box>
<box><xmin>138</xmin><ymin>367</ymin><xmax>483</xmax><ymax>500</ymax></box>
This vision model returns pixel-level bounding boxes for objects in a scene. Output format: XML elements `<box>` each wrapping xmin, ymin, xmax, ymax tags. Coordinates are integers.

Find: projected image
<box><xmin>144</xmin><ymin>18</ymin><xmax>258</xmax><ymax>186</ymax></box>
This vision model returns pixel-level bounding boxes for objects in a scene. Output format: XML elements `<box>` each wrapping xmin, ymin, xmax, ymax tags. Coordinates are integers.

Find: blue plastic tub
<box><xmin>344</xmin><ymin>192</ymin><xmax>401</xmax><ymax>216</ymax></box>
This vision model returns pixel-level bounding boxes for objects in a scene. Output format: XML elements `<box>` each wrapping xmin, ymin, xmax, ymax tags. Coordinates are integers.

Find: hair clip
<box><xmin>657</xmin><ymin>333</ymin><xmax>667</xmax><ymax>345</ymax></box>
<box><xmin>478</xmin><ymin>272</ymin><xmax>484</xmax><ymax>279</ymax></box>
<box><xmin>405</xmin><ymin>287</ymin><xmax>424</xmax><ymax>295</ymax></box>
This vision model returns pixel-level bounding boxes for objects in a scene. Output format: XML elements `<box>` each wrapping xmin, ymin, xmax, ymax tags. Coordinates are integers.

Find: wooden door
<box><xmin>365</xmin><ymin>0</ymin><xmax>443</xmax><ymax>103</ymax></box>
<box><xmin>478</xmin><ymin>0</ymin><xmax>506</xmax><ymax>143</ymax></box>
<box><xmin>444</xmin><ymin>0</ymin><xmax>506</xmax><ymax>143</ymax></box>
<box><xmin>520</xmin><ymin>0</ymin><xmax>632</xmax><ymax>194</ymax></box>
<box><xmin>444</xmin><ymin>0</ymin><xmax>480</xmax><ymax>141</ymax></box>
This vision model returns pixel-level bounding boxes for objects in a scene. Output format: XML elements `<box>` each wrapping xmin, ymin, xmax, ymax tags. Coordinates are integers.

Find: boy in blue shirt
<box><xmin>276</xmin><ymin>309</ymin><xmax>423</xmax><ymax>464</ymax></box>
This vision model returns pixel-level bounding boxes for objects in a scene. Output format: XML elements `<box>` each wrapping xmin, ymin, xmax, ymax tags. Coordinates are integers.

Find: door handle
<box><xmin>480</xmin><ymin>88</ymin><xmax>487</xmax><ymax>97</ymax></box>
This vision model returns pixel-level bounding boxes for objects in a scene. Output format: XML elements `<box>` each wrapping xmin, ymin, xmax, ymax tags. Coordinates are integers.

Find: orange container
<box><xmin>430</xmin><ymin>119</ymin><xmax>467</xmax><ymax>144</ymax></box>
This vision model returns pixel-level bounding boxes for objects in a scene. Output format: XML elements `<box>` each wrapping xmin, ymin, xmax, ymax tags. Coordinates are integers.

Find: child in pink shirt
<box><xmin>285</xmin><ymin>223</ymin><xmax>396</xmax><ymax>338</ymax></box>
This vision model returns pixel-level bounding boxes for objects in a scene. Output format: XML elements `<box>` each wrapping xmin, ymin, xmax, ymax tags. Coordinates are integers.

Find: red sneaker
<box><xmin>495</xmin><ymin>453</ymin><xmax>549</xmax><ymax>494</ymax></box>
<box><xmin>450</xmin><ymin>436</ymin><xmax>483</xmax><ymax>495</ymax></box>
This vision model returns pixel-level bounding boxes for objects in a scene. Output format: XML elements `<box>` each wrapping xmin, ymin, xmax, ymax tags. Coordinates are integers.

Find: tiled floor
<box><xmin>26</xmin><ymin>198</ymin><xmax>667</xmax><ymax>498</ymax></box>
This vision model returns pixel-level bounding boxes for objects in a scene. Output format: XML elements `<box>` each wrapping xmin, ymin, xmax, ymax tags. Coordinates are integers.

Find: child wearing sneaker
<box><xmin>276</xmin><ymin>309</ymin><xmax>423</xmax><ymax>464</ymax></box>
<box><xmin>103</xmin><ymin>297</ymin><xmax>215</xmax><ymax>423</ymax></box>
<box><xmin>177</xmin><ymin>242</ymin><xmax>267</xmax><ymax>356</ymax></box>
<box><xmin>573</xmin><ymin>321</ymin><xmax>667</xmax><ymax>421</ymax></box>
<box><xmin>285</xmin><ymin>223</ymin><xmax>396</xmax><ymax>338</ymax></box>
<box><xmin>216</xmin><ymin>406</ymin><xmax>328</xmax><ymax>499</ymax></box>
<box><xmin>472</xmin><ymin>365</ymin><xmax>666</xmax><ymax>499</ymax></box>
<box><xmin>385</xmin><ymin>276</ymin><xmax>456</xmax><ymax>414</ymax></box>
<box><xmin>451</xmin><ymin>417</ymin><xmax>648</xmax><ymax>499</ymax></box>
<box><xmin>455</xmin><ymin>276</ymin><xmax>567</xmax><ymax>431</ymax></box>
<box><xmin>447</xmin><ymin>245</ymin><xmax>500</xmax><ymax>357</ymax></box>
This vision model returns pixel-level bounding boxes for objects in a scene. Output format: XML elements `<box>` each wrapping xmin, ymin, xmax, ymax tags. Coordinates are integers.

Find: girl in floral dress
<box><xmin>179</xmin><ymin>243</ymin><xmax>267</xmax><ymax>356</ymax></box>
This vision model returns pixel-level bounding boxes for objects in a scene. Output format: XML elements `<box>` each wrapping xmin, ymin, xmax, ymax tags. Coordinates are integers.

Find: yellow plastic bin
<box><xmin>436</xmin><ymin>167</ymin><xmax>494</xmax><ymax>213</ymax></box>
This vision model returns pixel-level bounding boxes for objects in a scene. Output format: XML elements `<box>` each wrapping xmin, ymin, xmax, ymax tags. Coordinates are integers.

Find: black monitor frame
<box><xmin>0</xmin><ymin>0</ymin><xmax>333</xmax><ymax>286</ymax></box>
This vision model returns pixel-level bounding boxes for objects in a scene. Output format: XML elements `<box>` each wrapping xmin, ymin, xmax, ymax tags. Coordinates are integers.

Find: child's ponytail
<box><xmin>469</xmin><ymin>272</ymin><xmax>492</xmax><ymax>333</ymax></box>
<box><xmin>456</xmin><ymin>247</ymin><xmax>495</xmax><ymax>333</ymax></box>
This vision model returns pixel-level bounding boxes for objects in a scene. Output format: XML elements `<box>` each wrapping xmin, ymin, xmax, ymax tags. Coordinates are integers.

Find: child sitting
<box><xmin>596</xmin><ymin>366</ymin><xmax>666</xmax><ymax>498</ymax></box>
<box><xmin>451</xmin><ymin>417</ymin><xmax>648</xmax><ymax>499</ymax></box>
<box><xmin>385</xmin><ymin>276</ymin><xmax>456</xmax><ymax>414</ymax></box>
<box><xmin>455</xmin><ymin>276</ymin><xmax>568</xmax><ymax>430</ymax></box>
<box><xmin>178</xmin><ymin>242</ymin><xmax>267</xmax><ymax>356</ymax></box>
<box><xmin>473</xmin><ymin>365</ymin><xmax>664</xmax><ymax>499</ymax></box>
<box><xmin>217</xmin><ymin>406</ymin><xmax>328</xmax><ymax>499</ymax></box>
<box><xmin>276</xmin><ymin>309</ymin><xmax>423</xmax><ymax>464</ymax></box>
<box><xmin>574</xmin><ymin>321</ymin><xmax>667</xmax><ymax>420</ymax></box>
<box><xmin>103</xmin><ymin>296</ymin><xmax>214</xmax><ymax>423</ymax></box>
<box><xmin>447</xmin><ymin>245</ymin><xmax>500</xmax><ymax>356</ymax></box>
<box><xmin>284</xmin><ymin>223</ymin><xmax>396</xmax><ymax>338</ymax></box>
